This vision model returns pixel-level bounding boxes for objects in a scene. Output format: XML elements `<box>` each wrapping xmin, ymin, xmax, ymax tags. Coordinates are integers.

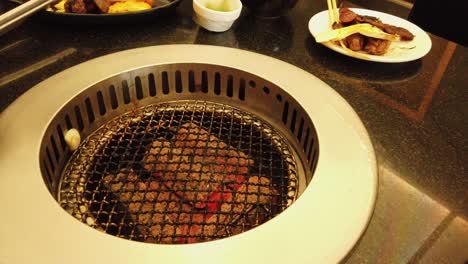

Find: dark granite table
<box><xmin>1</xmin><ymin>0</ymin><xmax>466</xmax><ymax>262</ymax></box>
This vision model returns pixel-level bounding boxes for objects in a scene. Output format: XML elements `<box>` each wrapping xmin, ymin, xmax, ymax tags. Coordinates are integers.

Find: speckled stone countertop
<box><xmin>1</xmin><ymin>0</ymin><xmax>467</xmax><ymax>263</ymax></box>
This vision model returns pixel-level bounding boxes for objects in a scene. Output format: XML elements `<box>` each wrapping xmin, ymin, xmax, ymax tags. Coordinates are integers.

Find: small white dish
<box><xmin>308</xmin><ymin>8</ymin><xmax>432</xmax><ymax>63</ymax></box>
<box><xmin>193</xmin><ymin>0</ymin><xmax>242</xmax><ymax>32</ymax></box>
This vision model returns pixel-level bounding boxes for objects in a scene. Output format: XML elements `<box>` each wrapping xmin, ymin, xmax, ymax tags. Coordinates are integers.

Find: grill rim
<box><xmin>0</xmin><ymin>45</ymin><xmax>377</xmax><ymax>264</ymax></box>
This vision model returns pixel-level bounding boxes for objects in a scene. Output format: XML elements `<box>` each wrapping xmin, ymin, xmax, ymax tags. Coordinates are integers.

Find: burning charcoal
<box><xmin>137</xmin><ymin>182</ymin><xmax>147</xmax><ymax>191</ymax></box>
<box><xmin>60</xmin><ymin>102</ymin><xmax>297</xmax><ymax>246</ymax></box>
<box><xmin>128</xmin><ymin>202</ymin><xmax>142</xmax><ymax>213</ymax></box>
<box><xmin>225</xmin><ymin>174</ymin><xmax>246</xmax><ymax>190</ymax></box>
<box><xmin>151</xmin><ymin>213</ymin><xmax>165</xmax><ymax>224</ymax></box>
<box><xmin>174</xmin><ymin>214</ymin><xmax>220</xmax><ymax>243</ymax></box>
<box><xmin>102</xmin><ymin>170</ymin><xmax>194</xmax><ymax>243</ymax></box>
<box><xmin>229</xmin><ymin>207</ymin><xmax>269</xmax><ymax>236</ymax></box>
<box><xmin>145</xmin><ymin>192</ymin><xmax>157</xmax><ymax>201</ymax></box>
<box><xmin>102</xmin><ymin>133</ymin><xmax>278</xmax><ymax>245</ymax></box>
<box><xmin>154</xmin><ymin>224</ymin><xmax>176</xmax><ymax>243</ymax></box>
<box><xmin>138</xmin><ymin>213</ymin><xmax>151</xmax><ymax>225</ymax></box>
<box><xmin>120</xmin><ymin>192</ymin><xmax>132</xmax><ymax>202</ymax></box>
<box><xmin>246</xmin><ymin>176</ymin><xmax>276</xmax><ymax>204</ymax></box>
<box><xmin>141</xmin><ymin>202</ymin><xmax>153</xmax><ymax>212</ymax></box>
<box><xmin>230</xmin><ymin>176</ymin><xmax>276</xmax><ymax>215</ymax></box>
<box><xmin>131</xmin><ymin>192</ymin><xmax>144</xmax><ymax>201</ymax></box>
<box><xmin>150</xmin><ymin>224</ymin><xmax>162</xmax><ymax>236</ymax></box>
<box><xmin>124</xmin><ymin>183</ymin><xmax>135</xmax><ymax>192</ymax></box>
<box><xmin>110</xmin><ymin>182</ymin><xmax>123</xmax><ymax>192</ymax></box>
<box><xmin>143</xmin><ymin>140</ymin><xmax>172</xmax><ymax>172</ymax></box>
<box><xmin>173</xmin><ymin>123</ymin><xmax>254</xmax><ymax>167</ymax></box>
<box><xmin>149</xmin><ymin>181</ymin><xmax>160</xmax><ymax>190</ymax></box>
<box><xmin>143</xmin><ymin>123</ymin><xmax>254</xmax><ymax>209</ymax></box>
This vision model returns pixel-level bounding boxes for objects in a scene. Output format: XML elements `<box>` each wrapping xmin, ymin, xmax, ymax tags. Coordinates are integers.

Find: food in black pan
<box><xmin>47</xmin><ymin>0</ymin><xmax>155</xmax><ymax>14</ymax></box>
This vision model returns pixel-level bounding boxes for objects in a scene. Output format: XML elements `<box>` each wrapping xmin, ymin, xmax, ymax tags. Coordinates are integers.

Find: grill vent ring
<box><xmin>39</xmin><ymin>63</ymin><xmax>320</xmax><ymax>244</ymax></box>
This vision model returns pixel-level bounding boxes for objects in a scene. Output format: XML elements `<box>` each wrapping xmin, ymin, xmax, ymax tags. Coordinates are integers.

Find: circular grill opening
<box><xmin>40</xmin><ymin>63</ymin><xmax>319</xmax><ymax>244</ymax></box>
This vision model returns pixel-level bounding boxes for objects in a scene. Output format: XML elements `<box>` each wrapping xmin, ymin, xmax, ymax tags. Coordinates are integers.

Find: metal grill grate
<box><xmin>59</xmin><ymin>101</ymin><xmax>298</xmax><ymax>244</ymax></box>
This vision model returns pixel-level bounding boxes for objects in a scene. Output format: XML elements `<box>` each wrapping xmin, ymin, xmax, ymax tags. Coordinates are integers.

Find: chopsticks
<box><xmin>323</xmin><ymin>0</ymin><xmax>370</xmax><ymax>59</ymax></box>
<box><xmin>326</xmin><ymin>0</ymin><xmax>339</xmax><ymax>27</ymax></box>
<box><xmin>0</xmin><ymin>0</ymin><xmax>55</xmax><ymax>35</ymax></box>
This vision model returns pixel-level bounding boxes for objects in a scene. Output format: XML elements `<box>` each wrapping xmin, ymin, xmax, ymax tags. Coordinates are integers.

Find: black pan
<box><xmin>8</xmin><ymin>0</ymin><xmax>182</xmax><ymax>25</ymax></box>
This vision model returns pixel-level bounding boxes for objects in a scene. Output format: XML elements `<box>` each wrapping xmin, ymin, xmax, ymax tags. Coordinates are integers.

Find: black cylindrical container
<box><xmin>241</xmin><ymin>0</ymin><xmax>298</xmax><ymax>18</ymax></box>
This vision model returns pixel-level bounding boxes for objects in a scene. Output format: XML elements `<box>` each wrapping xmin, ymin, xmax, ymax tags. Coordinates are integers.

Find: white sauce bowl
<box><xmin>193</xmin><ymin>0</ymin><xmax>242</xmax><ymax>32</ymax></box>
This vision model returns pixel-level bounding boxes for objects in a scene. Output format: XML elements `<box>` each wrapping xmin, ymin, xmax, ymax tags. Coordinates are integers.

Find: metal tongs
<box><xmin>0</xmin><ymin>0</ymin><xmax>56</xmax><ymax>35</ymax></box>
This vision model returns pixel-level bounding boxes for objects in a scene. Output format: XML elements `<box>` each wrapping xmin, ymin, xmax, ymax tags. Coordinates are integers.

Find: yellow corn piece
<box><xmin>315</xmin><ymin>23</ymin><xmax>400</xmax><ymax>43</ymax></box>
<box><xmin>108</xmin><ymin>1</ymin><xmax>151</xmax><ymax>13</ymax></box>
<box><xmin>54</xmin><ymin>0</ymin><xmax>66</xmax><ymax>11</ymax></box>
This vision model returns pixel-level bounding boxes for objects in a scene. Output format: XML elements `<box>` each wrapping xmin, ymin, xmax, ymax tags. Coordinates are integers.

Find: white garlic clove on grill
<box><xmin>79</xmin><ymin>205</ymin><xmax>87</xmax><ymax>213</ymax></box>
<box><xmin>86</xmin><ymin>217</ymin><xmax>95</xmax><ymax>226</ymax></box>
<box><xmin>64</xmin><ymin>128</ymin><xmax>81</xmax><ymax>151</ymax></box>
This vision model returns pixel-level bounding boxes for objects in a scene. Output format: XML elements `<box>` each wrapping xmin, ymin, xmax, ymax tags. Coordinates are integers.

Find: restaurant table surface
<box><xmin>0</xmin><ymin>0</ymin><xmax>467</xmax><ymax>263</ymax></box>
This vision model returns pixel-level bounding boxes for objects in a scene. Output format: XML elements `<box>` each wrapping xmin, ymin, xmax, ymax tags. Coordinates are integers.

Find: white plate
<box><xmin>308</xmin><ymin>8</ymin><xmax>432</xmax><ymax>63</ymax></box>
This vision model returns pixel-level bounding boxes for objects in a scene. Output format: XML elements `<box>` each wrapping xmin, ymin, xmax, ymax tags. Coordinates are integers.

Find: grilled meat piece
<box><xmin>382</xmin><ymin>24</ymin><xmax>415</xmax><ymax>41</ymax></box>
<box><xmin>355</xmin><ymin>15</ymin><xmax>385</xmax><ymax>28</ymax></box>
<box><xmin>84</xmin><ymin>0</ymin><xmax>99</xmax><ymax>13</ymax></box>
<box><xmin>353</xmin><ymin>13</ymin><xmax>415</xmax><ymax>41</ymax></box>
<box><xmin>64</xmin><ymin>0</ymin><xmax>87</xmax><ymax>13</ymax></box>
<box><xmin>339</xmin><ymin>7</ymin><xmax>357</xmax><ymax>24</ymax></box>
<box><xmin>356</xmin><ymin>15</ymin><xmax>414</xmax><ymax>40</ymax></box>
<box><xmin>345</xmin><ymin>33</ymin><xmax>365</xmax><ymax>51</ymax></box>
<box><xmin>64</xmin><ymin>0</ymin><xmax>99</xmax><ymax>13</ymax></box>
<box><xmin>337</xmin><ymin>9</ymin><xmax>404</xmax><ymax>54</ymax></box>
<box><xmin>365</xmin><ymin>38</ymin><xmax>391</xmax><ymax>55</ymax></box>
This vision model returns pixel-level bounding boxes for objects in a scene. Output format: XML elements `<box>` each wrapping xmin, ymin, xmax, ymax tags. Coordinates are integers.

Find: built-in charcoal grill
<box><xmin>1</xmin><ymin>45</ymin><xmax>377</xmax><ymax>263</ymax></box>
<box><xmin>59</xmin><ymin>102</ymin><xmax>298</xmax><ymax>243</ymax></box>
<box><xmin>39</xmin><ymin>62</ymin><xmax>319</xmax><ymax>245</ymax></box>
